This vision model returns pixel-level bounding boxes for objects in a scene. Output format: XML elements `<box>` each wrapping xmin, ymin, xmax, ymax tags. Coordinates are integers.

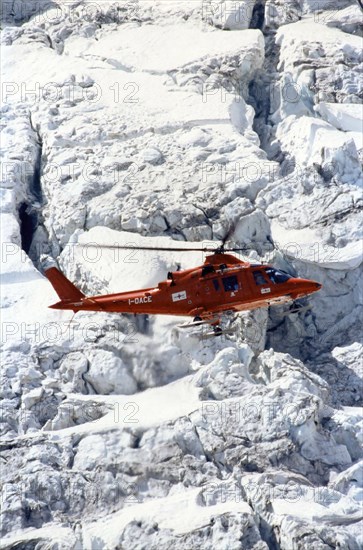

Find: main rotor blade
<box><xmin>75</xmin><ymin>243</ymin><xmax>252</xmax><ymax>253</ymax></box>
<box><xmin>78</xmin><ymin>243</ymin><xmax>211</xmax><ymax>252</ymax></box>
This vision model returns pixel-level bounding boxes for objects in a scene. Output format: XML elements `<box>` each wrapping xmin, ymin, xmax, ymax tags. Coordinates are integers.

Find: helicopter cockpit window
<box><xmin>253</xmin><ymin>270</ymin><xmax>268</xmax><ymax>286</ymax></box>
<box><xmin>222</xmin><ymin>275</ymin><xmax>239</xmax><ymax>292</ymax></box>
<box><xmin>266</xmin><ymin>268</ymin><xmax>291</xmax><ymax>284</ymax></box>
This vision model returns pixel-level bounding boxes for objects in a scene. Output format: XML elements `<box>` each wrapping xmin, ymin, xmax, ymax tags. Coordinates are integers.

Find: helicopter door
<box><xmin>221</xmin><ymin>274</ymin><xmax>240</xmax><ymax>298</ymax></box>
<box><xmin>251</xmin><ymin>269</ymin><xmax>271</xmax><ymax>295</ymax></box>
<box><xmin>212</xmin><ymin>278</ymin><xmax>221</xmax><ymax>292</ymax></box>
<box><xmin>197</xmin><ymin>277</ymin><xmax>221</xmax><ymax>308</ymax></box>
<box><xmin>201</xmin><ymin>277</ymin><xmax>220</xmax><ymax>296</ymax></box>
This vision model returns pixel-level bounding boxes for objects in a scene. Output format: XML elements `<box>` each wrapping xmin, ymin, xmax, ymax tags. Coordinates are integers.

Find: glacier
<box><xmin>1</xmin><ymin>1</ymin><xmax>362</xmax><ymax>548</ymax></box>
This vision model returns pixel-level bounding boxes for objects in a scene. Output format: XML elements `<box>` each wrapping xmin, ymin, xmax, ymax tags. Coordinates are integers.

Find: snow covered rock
<box><xmin>141</xmin><ymin>147</ymin><xmax>164</xmax><ymax>166</ymax></box>
<box><xmin>309</xmin><ymin>342</ymin><xmax>363</xmax><ymax>407</ymax></box>
<box><xmin>275</xmin><ymin>20</ymin><xmax>362</xmax><ymax>106</ymax></box>
<box><xmin>316</xmin><ymin>102</ymin><xmax>363</xmax><ymax>134</ymax></box>
<box><xmin>84</xmin><ymin>350</ymin><xmax>137</xmax><ymax>395</ymax></box>
<box><xmin>204</xmin><ymin>0</ymin><xmax>257</xmax><ymax>30</ymax></box>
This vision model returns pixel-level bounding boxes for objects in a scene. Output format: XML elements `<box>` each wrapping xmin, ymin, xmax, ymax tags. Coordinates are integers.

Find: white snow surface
<box><xmin>1</xmin><ymin>1</ymin><xmax>362</xmax><ymax>549</ymax></box>
<box><xmin>315</xmin><ymin>102</ymin><xmax>363</xmax><ymax>135</ymax></box>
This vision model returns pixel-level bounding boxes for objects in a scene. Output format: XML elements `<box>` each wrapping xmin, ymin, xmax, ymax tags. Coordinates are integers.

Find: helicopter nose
<box><xmin>308</xmin><ymin>281</ymin><xmax>322</xmax><ymax>294</ymax></box>
<box><xmin>291</xmin><ymin>278</ymin><xmax>322</xmax><ymax>297</ymax></box>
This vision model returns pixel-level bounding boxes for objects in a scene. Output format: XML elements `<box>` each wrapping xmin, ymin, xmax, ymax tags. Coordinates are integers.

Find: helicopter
<box><xmin>44</xmin><ymin>241</ymin><xmax>322</xmax><ymax>336</ymax></box>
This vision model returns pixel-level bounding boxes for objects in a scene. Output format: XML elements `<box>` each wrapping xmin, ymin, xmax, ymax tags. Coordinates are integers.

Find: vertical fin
<box><xmin>45</xmin><ymin>267</ymin><xmax>85</xmax><ymax>301</ymax></box>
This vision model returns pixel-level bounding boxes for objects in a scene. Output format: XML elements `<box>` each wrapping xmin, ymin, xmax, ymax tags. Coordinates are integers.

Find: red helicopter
<box><xmin>44</xmin><ymin>242</ymin><xmax>322</xmax><ymax>336</ymax></box>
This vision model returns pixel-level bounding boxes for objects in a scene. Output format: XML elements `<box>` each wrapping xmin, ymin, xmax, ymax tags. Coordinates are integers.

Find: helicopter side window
<box><xmin>212</xmin><ymin>279</ymin><xmax>220</xmax><ymax>291</ymax></box>
<box><xmin>253</xmin><ymin>270</ymin><xmax>268</xmax><ymax>286</ymax></box>
<box><xmin>266</xmin><ymin>268</ymin><xmax>291</xmax><ymax>284</ymax></box>
<box><xmin>222</xmin><ymin>275</ymin><xmax>239</xmax><ymax>292</ymax></box>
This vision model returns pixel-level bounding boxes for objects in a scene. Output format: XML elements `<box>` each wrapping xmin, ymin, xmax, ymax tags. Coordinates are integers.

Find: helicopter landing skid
<box><xmin>278</xmin><ymin>303</ymin><xmax>312</xmax><ymax>317</ymax></box>
<box><xmin>177</xmin><ymin>317</ymin><xmax>219</xmax><ymax>329</ymax></box>
<box><xmin>196</xmin><ymin>327</ymin><xmax>236</xmax><ymax>340</ymax></box>
<box><xmin>177</xmin><ymin>314</ymin><xmax>238</xmax><ymax>339</ymax></box>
